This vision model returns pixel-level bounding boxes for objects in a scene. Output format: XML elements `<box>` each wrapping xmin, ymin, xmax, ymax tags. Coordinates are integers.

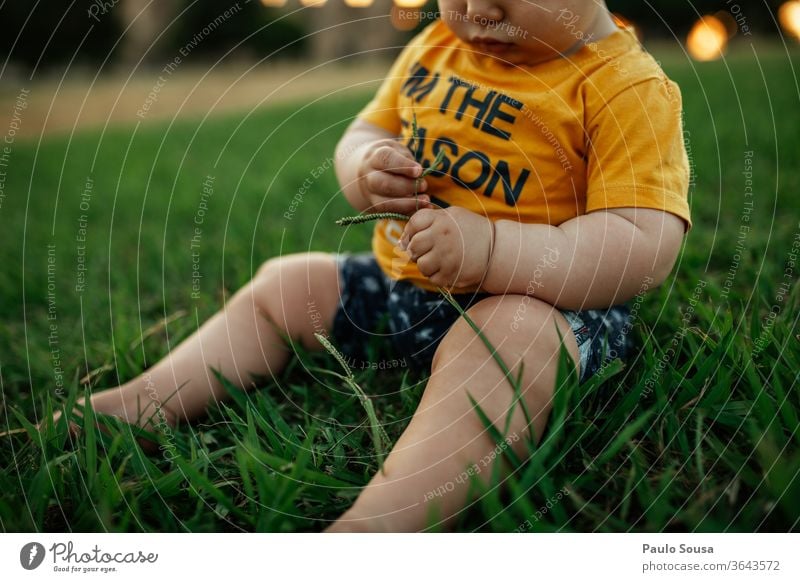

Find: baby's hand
<box><xmin>399</xmin><ymin>207</ymin><xmax>494</xmax><ymax>289</ymax></box>
<box><xmin>357</xmin><ymin>139</ymin><xmax>433</xmax><ymax>215</ymax></box>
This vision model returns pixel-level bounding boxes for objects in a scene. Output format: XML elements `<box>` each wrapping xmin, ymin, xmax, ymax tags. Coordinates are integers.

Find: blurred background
<box><xmin>0</xmin><ymin>0</ymin><xmax>798</xmax><ymax>137</ymax></box>
<box><xmin>0</xmin><ymin>0</ymin><xmax>795</xmax><ymax>70</ymax></box>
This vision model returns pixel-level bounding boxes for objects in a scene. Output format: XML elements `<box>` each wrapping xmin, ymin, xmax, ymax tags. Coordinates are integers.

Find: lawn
<box><xmin>1</xmin><ymin>44</ymin><xmax>798</xmax><ymax>532</ymax></box>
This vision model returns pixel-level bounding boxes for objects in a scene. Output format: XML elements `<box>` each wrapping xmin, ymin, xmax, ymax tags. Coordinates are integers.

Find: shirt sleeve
<box><xmin>355</xmin><ymin>24</ymin><xmax>435</xmax><ymax>135</ymax></box>
<box><xmin>585</xmin><ymin>76</ymin><xmax>692</xmax><ymax>230</ymax></box>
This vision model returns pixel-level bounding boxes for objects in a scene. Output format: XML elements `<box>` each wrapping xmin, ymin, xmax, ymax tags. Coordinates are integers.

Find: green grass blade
<box><xmin>593</xmin><ymin>410</ymin><xmax>654</xmax><ymax>467</ymax></box>
<box><xmin>439</xmin><ymin>289</ymin><xmax>535</xmax><ymax>440</ymax></box>
<box><xmin>82</xmin><ymin>391</ymin><xmax>97</xmax><ymax>490</ymax></box>
<box><xmin>466</xmin><ymin>392</ymin><xmax>522</xmax><ymax>470</ymax></box>
<box><xmin>315</xmin><ymin>333</ymin><xmax>390</xmax><ymax>474</ymax></box>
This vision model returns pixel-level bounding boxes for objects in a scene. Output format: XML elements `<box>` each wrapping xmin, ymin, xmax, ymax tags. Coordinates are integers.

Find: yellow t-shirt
<box><xmin>357</xmin><ymin>20</ymin><xmax>692</xmax><ymax>292</ymax></box>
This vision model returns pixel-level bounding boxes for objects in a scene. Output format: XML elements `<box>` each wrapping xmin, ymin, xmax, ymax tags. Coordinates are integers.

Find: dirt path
<box><xmin>0</xmin><ymin>61</ymin><xmax>389</xmax><ymax>142</ymax></box>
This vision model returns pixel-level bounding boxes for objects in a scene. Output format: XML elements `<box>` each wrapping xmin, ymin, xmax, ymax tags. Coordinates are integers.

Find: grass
<box><xmin>1</xmin><ymin>45</ymin><xmax>799</xmax><ymax>532</ymax></box>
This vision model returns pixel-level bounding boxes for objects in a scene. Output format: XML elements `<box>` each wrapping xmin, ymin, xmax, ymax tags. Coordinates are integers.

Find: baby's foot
<box><xmin>43</xmin><ymin>383</ymin><xmax>179</xmax><ymax>454</ymax></box>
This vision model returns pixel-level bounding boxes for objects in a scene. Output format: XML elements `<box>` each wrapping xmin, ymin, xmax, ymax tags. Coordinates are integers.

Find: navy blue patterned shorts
<box><xmin>330</xmin><ymin>252</ymin><xmax>633</xmax><ymax>383</ymax></box>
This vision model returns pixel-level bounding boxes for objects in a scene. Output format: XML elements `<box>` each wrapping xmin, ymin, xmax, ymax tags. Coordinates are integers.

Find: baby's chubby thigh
<box><xmin>427</xmin><ymin>294</ymin><xmax>580</xmax><ymax>445</ymax></box>
<box><xmin>249</xmin><ymin>252</ymin><xmax>342</xmax><ymax>351</ymax></box>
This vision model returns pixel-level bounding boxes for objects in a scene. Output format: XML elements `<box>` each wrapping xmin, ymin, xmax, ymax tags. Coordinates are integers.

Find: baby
<box><xmin>50</xmin><ymin>0</ymin><xmax>691</xmax><ymax>532</ymax></box>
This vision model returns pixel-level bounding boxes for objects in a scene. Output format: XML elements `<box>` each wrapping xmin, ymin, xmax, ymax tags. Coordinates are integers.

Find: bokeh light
<box><xmin>779</xmin><ymin>1</ymin><xmax>800</xmax><ymax>39</ymax></box>
<box><xmin>393</xmin><ymin>0</ymin><xmax>428</xmax><ymax>8</ymax></box>
<box><xmin>687</xmin><ymin>15</ymin><xmax>729</xmax><ymax>61</ymax></box>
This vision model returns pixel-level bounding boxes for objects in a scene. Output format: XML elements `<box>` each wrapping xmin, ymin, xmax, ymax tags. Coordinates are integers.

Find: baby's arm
<box><xmin>400</xmin><ymin>206</ymin><xmax>685</xmax><ymax>310</ymax></box>
<box><xmin>482</xmin><ymin>208</ymin><xmax>685</xmax><ymax>309</ymax></box>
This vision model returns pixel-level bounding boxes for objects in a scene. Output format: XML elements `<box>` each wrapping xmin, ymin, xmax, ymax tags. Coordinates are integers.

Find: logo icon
<box><xmin>20</xmin><ymin>542</ymin><xmax>46</xmax><ymax>570</ymax></box>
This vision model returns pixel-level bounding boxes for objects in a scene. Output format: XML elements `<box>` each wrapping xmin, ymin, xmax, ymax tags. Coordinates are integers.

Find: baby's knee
<box><xmin>432</xmin><ymin>294</ymin><xmax>566</xmax><ymax>370</ymax></box>
<box><xmin>255</xmin><ymin>256</ymin><xmax>281</xmax><ymax>281</ymax></box>
<box><xmin>255</xmin><ymin>251</ymin><xmax>317</xmax><ymax>282</ymax></box>
<box><xmin>252</xmin><ymin>252</ymin><xmax>334</xmax><ymax>299</ymax></box>
<box><xmin>457</xmin><ymin>294</ymin><xmax>561</xmax><ymax>343</ymax></box>
<box><xmin>251</xmin><ymin>252</ymin><xmax>341</xmax><ymax>346</ymax></box>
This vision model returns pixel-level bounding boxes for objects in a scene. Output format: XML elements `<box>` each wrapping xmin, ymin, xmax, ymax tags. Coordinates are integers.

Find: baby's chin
<box><xmin>470</xmin><ymin>43</ymin><xmax>564</xmax><ymax>67</ymax></box>
<box><xmin>455</xmin><ymin>33</ymin><xmax>566</xmax><ymax>66</ymax></box>
<box><xmin>501</xmin><ymin>49</ymin><xmax>565</xmax><ymax>67</ymax></box>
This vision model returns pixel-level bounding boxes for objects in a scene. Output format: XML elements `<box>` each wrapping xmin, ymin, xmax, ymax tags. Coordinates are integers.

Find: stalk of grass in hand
<box><xmin>336</xmin><ymin>112</ymin><xmax>445</xmax><ymax>226</ymax></box>
<box><xmin>336</xmin><ymin>212</ymin><xmax>409</xmax><ymax>226</ymax></box>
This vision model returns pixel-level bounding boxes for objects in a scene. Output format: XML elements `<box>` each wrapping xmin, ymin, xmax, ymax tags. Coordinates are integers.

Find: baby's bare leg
<box><xmin>67</xmin><ymin>252</ymin><xmax>341</xmax><ymax>429</ymax></box>
<box><xmin>327</xmin><ymin>295</ymin><xmax>580</xmax><ymax>532</ymax></box>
